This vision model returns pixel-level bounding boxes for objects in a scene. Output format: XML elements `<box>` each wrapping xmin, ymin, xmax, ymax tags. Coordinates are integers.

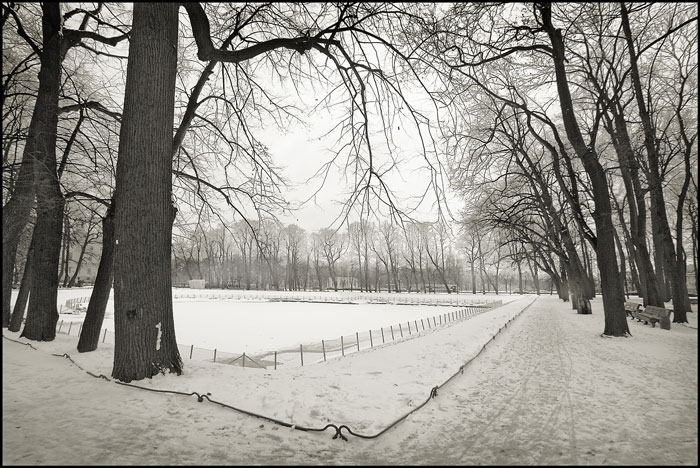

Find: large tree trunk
<box><xmin>650</xmin><ymin>212</ymin><xmax>671</xmax><ymax>300</ymax></box>
<box><xmin>540</xmin><ymin>4</ymin><xmax>628</xmax><ymax>335</ymax></box>
<box><xmin>67</xmin><ymin>229</ymin><xmax>92</xmax><ymax>287</ymax></box>
<box><xmin>613</xmin><ymin>226</ymin><xmax>627</xmax><ymax>299</ymax></box>
<box><xmin>2</xmin><ymin>4</ymin><xmax>63</xmax><ymax>327</ymax></box>
<box><xmin>607</xmin><ymin>110</ymin><xmax>663</xmax><ymax>306</ymax></box>
<box><xmin>19</xmin><ymin>4</ymin><xmax>64</xmax><ymax>341</ymax></box>
<box><xmin>22</xmin><ymin>157</ymin><xmax>65</xmax><ymax>341</ymax></box>
<box><xmin>77</xmin><ymin>205</ymin><xmax>115</xmax><ymax>352</ymax></box>
<box><xmin>111</xmin><ymin>2</ymin><xmax>182</xmax><ymax>382</ymax></box>
<box><xmin>9</xmin><ymin>233</ymin><xmax>36</xmax><ymax>332</ymax></box>
<box><xmin>557</xmin><ymin>259</ymin><xmax>570</xmax><ymax>301</ymax></box>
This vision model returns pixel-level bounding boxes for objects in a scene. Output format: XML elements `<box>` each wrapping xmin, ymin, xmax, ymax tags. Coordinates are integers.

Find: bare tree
<box><xmin>3</xmin><ymin>2</ymin><xmax>128</xmax><ymax>333</ymax></box>
<box><xmin>283</xmin><ymin>224</ymin><xmax>306</xmax><ymax>290</ymax></box>
<box><xmin>319</xmin><ymin>228</ymin><xmax>347</xmax><ymax>291</ymax></box>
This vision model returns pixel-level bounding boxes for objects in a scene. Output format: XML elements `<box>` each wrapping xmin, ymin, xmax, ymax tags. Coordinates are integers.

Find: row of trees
<box><xmin>2</xmin><ymin>3</ymin><xmax>697</xmax><ymax>383</ymax></box>
<box><xmin>172</xmin><ymin>219</ymin><xmax>544</xmax><ymax>295</ymax></box>
<box><xmin>430</xmin><ymin>3</ymin><xmax>698</xmax><ymax>332</ymax></box>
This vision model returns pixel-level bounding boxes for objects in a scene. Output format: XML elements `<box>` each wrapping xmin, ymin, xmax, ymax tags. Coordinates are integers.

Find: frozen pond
<box><xmin>12</xmin><ymin>287</ymin><xmax>523</xmax><ymax>359</ymax></box>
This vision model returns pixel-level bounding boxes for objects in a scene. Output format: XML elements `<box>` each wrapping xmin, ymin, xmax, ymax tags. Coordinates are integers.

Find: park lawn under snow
<box><xmin>2</xmin><ymin>292</ymin><xmax>697</xmax><ymax>465</ymax></box>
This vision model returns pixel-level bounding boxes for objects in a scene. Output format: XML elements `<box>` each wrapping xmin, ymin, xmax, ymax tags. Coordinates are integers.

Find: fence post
<box><xmin>78</xmin><ymin>323</ymin><xmax>83</xmax><ymax>336</ymax></box>
<box><xmin>58</xmin><ymin>320</ymin><xmax>64</xmax><ymax>333</ymax></box>
<box><xmin>421</xmin><ymin>318</ymin><xmax>425</xmax><ymax>330</ymax></box>
<box><xmin>433</xmin><ymin>316</ymin><xmax>437</xmax><ymax>327</ymax></box>
<box><xmin>213</xmin><ymin>349</ymin><xmax>217</xmax><ymax>362</ymax></box>
<box><xmin>189</xmin><ymin>345</ymin><xmax>194</xmax><ymax>359</ymax></box>
<box><xmin>381</xmin><ymin>327</ymin><xmax>385</xmax><ymax>343</ymax></box>
<box><xmin>369</xmin><ymin>330</ymin><xmax>373</xmax><ymax>348</ymax></box>
<box><xmin>242</xmin><ymin>353</ymin><xmax>246</xmax><ymax>368</ymax></box>
<box><xmin>274</xmin><ymin>351</ymin><xmax>277</xmax><ymax>370</ymax></box>
<box><xmin>356</xmin><ymin>332</ymin><xmax>360</xmax><ymax>352</ymax></box>
<box><xmin>407</xmin><ymin>321</ymin><xmax>412</xmax><ymax>334</ymax></box>
<box><xmin>300</xmin><ymin>345</ymin><xmax>304</xmax><ymax>366</ymax></box>
<box><xmin>415</xmin><ymin>320</ymin><xmax>419</xmax><ymax>333</ymax></box>
<box><xmin>341</xmin><ymin>336</ymin><xmax>345</xmax><ymax>356</ymax></box>
<box><xmin>390</xmin><ymin>325</ymin><xmax>395</xmax><ymax>340</ymax></box>
<box><xmin>102</xmin><ymin>328</ymin><xmax>107</xmax><ymax>343</ymax></box>
<box><xmin>399</xmin><ymin>323</ymin><xmax>403</xmax><ymax>337</ymax></box>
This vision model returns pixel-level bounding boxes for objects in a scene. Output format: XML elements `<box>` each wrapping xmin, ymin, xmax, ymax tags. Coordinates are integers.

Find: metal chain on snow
<box><xmin>3</xmin><ymin>335</ymin><xmax>38</xmax><ymax>350</ymax></box>
<box><xmin>3</xmin><ymin>300</ymin><xmax>533</xmax><ymax>441</ymax></box>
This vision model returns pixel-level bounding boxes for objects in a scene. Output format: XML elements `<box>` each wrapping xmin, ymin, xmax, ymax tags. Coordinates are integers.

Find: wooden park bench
<box><xmin>630</xmin><ymin>305</ymin><xmax>672</xmax><ymax>330</ymax></box>
<box><xmin>624</xmin><ymin>302</ymin><xmax>642</xmax><ymax>318</ymax></box>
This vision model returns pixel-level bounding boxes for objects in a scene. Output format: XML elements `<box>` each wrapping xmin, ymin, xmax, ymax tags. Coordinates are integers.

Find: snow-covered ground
<box><xmin>2</xmin><ymin>293</ymin><xmax>697</xmax><ymax>465</ymax></box>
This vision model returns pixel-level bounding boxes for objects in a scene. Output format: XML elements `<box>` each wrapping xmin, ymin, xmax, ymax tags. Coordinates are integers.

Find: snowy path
<box><xmin>3</xmin><ymin>295</ymin><xmax>697</xmax><ymax>465</ymax></box>
<box><xmin>348</xmin><ymin>295</ymin><xmax>698</xmax><ymax>465</ymax></box>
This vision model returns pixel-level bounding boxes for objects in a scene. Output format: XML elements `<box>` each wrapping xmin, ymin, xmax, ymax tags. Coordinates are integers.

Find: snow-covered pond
<box><xmin>12</xmin><ymin>287</ymin><xmax>524</xmax><ymax>357</ymax></box>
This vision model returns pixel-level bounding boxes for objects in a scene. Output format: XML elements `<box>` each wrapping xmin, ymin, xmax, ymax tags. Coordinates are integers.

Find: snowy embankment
<box><xmin>3</xmin><ymin>295</ymin><xmax>697</xmax><ymax>465</ymax></box>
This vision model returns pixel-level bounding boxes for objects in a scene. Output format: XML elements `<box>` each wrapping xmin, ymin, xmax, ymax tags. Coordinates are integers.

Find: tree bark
<box><xmin>9</xmin><ymin>232</ymin><xmax>36</xmax><ymax>332</ymax></box>
<box><xmin>111</xmin><ymin>2</ymin><xmax>182</xmax><ymax>382</ymax></box>
<box><xmin>19</xmin><ymin>4</ymin><xmax>64</xmax><ymax>341</ymax></box>
<box><xmin>2</xmin><ymin>4</ymin><xmax>62</xmax><ymax>327</ymax></box>
<box><xmin>77</xmin><ymin>204</ymin><xmax>115</xmax><ymax>352</ymax></box>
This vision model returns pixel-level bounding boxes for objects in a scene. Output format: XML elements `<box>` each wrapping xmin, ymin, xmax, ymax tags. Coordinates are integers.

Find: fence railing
<box><xmin>54</xmin><ymin>299</ymin><xmax>502</xmax><ymax>370</ymax></box>
<box><xmin>61</xmin><ymin>296</ymin><xmax>93</xmax><ymax>314</ymax></box>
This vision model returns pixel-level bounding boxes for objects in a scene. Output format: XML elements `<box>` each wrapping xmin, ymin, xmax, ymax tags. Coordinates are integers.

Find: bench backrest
<box><xmin>644</xmin><ymin>306</ymin><xmax>671</xmax><ymax>317</ymax></box>
<box><xmin>624</xmin><ymin>302</ymin><xmax>642</xmax><ymax>311</ymax></box>
<box><xmin>643</xmin><ymin>305</ymin><xmax>672</xmax><ymax>330</ymax></box>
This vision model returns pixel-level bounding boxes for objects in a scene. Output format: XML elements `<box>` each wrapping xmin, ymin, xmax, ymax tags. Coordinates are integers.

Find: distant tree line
<box><xmin>171</xmin><ymin>219</ymin><xmax>545</xmax><ymax>295</ymax></box>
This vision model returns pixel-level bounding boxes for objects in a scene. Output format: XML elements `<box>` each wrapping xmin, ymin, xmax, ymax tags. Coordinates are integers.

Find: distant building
<box><xmin>64</xmin><ymin>240</ymin><xmax>102</xmax><ymax>286</ymax></box>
